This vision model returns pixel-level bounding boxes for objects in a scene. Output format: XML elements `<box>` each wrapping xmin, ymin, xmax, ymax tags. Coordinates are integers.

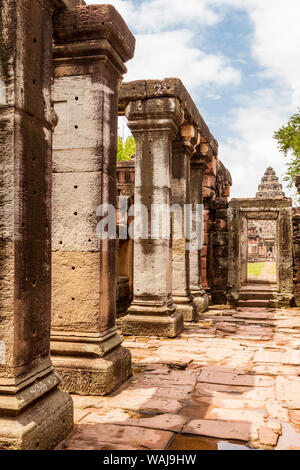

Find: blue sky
<box><xmin>86</xmin><ymin>0</ymin><xmax>300</xmax><ymax>201</ymax></box>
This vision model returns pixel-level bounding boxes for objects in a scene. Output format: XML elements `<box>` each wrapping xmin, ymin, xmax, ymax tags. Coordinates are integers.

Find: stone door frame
<box><xmin>227</xmin><ymin>198</ymin><xmax>293</xmax><ymax>307</ymax></box>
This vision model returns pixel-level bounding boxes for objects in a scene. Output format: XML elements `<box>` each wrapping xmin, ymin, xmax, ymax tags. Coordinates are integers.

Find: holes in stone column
<box><xmin>35</xmin><ymin>441</ymin><xmax>39</xmax><ymax>448</ymax></box>
<box><xmin>72</xmin><ymin>297</ymin><xmax>75</xmax><ymax>301</ymax></box>
<box><xmin>88</xmin><ymin>239</ymin><xmax>91</xmax><ymax>243</ymax></box>
<box><xmin>74</xmin><ymin>185</ymin><xmax>78</xmax><ymax>189</ymax></box>
<box><xmin>74</xmin><ymin>125</ymin><xmax>78</xmax><ymax>129</ymax></box>
<box><xmin>32</xmin><ymin>79</ymin><xmax>36</xmax><ymax>85</ymax></box>
<box><xmin>32</xmin><ymin>280</ymin><xmax>36</xmax><ymax>286</ymax></box>
<box><xmin>33</xmin><ymin>190</ymin><xmax>37</xmax><ymax>195</ymax></box>
<box><xmin>74</xmin><ymin>211</ymin><xmax>78</xmax><ymax>216</ymax></box>
<box><xmin>75</xmin><ymin>96</ymin><xmax>78</xmax><ymax>101</ymax></box>
<box><xmin>33</xmin><ymin>37</ymin><xmax>37</xmax><ymax>43</ymax></box>
<box><xmin>59</xmin><ymin>241</ymin><xmax>63</xmax><ymax>245</ymax></box>
<box><xmin>72</xmin><ymin>266</ymin><xmax>76</xmax><ymax>271</ymax></box>
<box><xmin>33</xmin><ymin>329</ymin><xmax>37</xmax><ymax>336</ymax></box>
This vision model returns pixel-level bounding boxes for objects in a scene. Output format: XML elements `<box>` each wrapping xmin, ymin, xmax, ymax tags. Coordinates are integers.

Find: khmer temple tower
<box><xmin>256</xmin><ymin>167</ymin><xmax>285</xmax><ymax>198</ymax></box>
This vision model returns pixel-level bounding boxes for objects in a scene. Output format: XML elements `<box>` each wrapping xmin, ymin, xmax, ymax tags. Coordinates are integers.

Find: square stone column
<box><xmin>171</xmin><ymin>125</ymin><xmax>199</xmax><ymax>321</ymax></box>
<box><xmin>121</xmin><ymin>97</ymin><xmax>184</xmax><ymax>337</ymax></box>
<box><xmin>0</xmin><ymin>0</ymin><xmax>73</xmax><ymax>450</ymax></box>
<box><xmin>50</xmin><ymin>5</ymin><xmax>135</xmax><ymax>395</ymax></box>
<box><xmin>189</xmin><ymin>143</ymin><xmax>211</xmax><ymax>313</ymax></box>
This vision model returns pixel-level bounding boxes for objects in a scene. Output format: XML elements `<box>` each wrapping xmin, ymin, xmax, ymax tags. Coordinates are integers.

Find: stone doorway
<box><xmin>247</xmin><ymin>218</ymin><xmax>277</xmax><ymax>284</ymax></box>
<box><xmin>228</xmin><ymin>198</ymin><xmax>293</xmax><ymax>308</ymax></box>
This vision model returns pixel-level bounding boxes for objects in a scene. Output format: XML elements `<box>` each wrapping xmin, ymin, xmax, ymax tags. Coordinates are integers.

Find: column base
<box><xmin>173</xmin><ymin>294</ymin><xmax>199</xmax><ymax>322</ymax></box>
<box><xmin>192</xmin><ymin>291</ymin><xmax>209</xmax><ymax>314</ymax></box>
<box><xmin>52</xmin><ymin>346</ymin><xmax>132</xmax><ymax>396</ymax></box>
<box><xmin>0</xmin><ymin>372</ymin><xmax>73</xmax><ymax>450</ymax></box>
<box><xmin>122</xmin><ymin>299</ymin><xmax>184</xmax><ymax>337</ymax></box>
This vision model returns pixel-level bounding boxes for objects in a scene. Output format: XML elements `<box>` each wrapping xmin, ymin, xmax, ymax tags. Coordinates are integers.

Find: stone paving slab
<box><xmin>198</xmin><ymin>370</ymin><xmax>274</xmax><ymax>387</ymax></box>
<box><xmin>183</xmin><ymin>419</ymin><xmax>257</xmax><ymax>441</ymax></box>
<box><xmin>57</xmin><ymin>424</ymin><xmax>173</xmax><ymax>450</ymax></box>
<box><xmin>57</xmin><ymin>306</ymin><xmax>300</xmax><ymax>451</ymax></box>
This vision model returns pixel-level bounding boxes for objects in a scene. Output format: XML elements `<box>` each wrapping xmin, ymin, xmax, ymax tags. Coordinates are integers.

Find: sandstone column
<box><xmin>122</xmin><ymin>97</ymin><xmax>184</xmax><ymax>337</ymax></box>
<box><xmin>51</xmin><ymin>5</ymin><xmax>135</xmax><ymax>395</ymax></box>
<box><xmin>0</xmin><ymin>0</ymin><xmax>73</xmax><ymax>450</ymax></box>
<box><xmin>171</xmin><ymin>125</ymin><xmax>199</xmax><ymax>321</ymax></box>
<box><xmin>189</xmin><ymin>143</ymin><xmax>211</xmax><ymax>313</ymax></box>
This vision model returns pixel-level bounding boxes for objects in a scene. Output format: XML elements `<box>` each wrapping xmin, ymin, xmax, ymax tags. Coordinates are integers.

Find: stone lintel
<box><xmin>229</xmin><ymin>198</ymin><xmax>292</xmax><ymax>211</ymax></box>
<box><xmin>53</xmin><ymin>5</ymin><xmax>135</xmax><ymax>68</ymax></box>
<box><xmin>120</xmin><ymin>79</ymin><xmax>218</xmax><ymax>154</ymax></box>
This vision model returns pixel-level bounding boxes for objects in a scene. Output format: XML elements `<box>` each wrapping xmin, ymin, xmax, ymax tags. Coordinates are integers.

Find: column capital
<box><xmin>53</xmin><ymin>5</ymin><xmax>135</xmax><ymax>75</ymax></box>
<box><xmin>125</xmin><ymin>97</ymin><xmax>184</xmax><ymax>138</ymax></box>
<box><xmin>178</xmin><ymin>123</ymin><xmax>200</xmax><ymax>158</ymax></box>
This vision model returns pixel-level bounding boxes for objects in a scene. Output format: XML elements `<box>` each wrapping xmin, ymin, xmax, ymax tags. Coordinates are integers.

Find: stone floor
<box><xmin>56</xmin><ymin>306</ymin><xmax>300</xmax><ymax>451</ymax></box>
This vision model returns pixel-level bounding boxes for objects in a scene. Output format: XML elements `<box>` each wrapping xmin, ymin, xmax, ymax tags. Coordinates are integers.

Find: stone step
<box><xmin>239</xmin><ymin>292</ymin><xmax>277</xmax><ymax>301</ymax></box>
<box><xmin>238</xmin><ymin>300</ymin><xmax>278</xmax><ymax>308</ymax></box>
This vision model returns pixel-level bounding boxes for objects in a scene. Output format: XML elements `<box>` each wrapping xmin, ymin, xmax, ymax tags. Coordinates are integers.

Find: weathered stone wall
<box><xmin>294</xmin><ymin>176</ymin><xmax>300</xmax><ymax>306</ymax></box>
<box><xmin>292</xmin><ymin>207</ymin><xmax>300</xmax><ymax>306</ymax></box>
<box><xmin>202</xmin><ymin>157</ymin><xmax>232</xmax><ymax>304</ymax></box>
<box><xmin>211</xmin><ymin>160</ymin><xmax>232</xmax><ymax>304</ymax></box>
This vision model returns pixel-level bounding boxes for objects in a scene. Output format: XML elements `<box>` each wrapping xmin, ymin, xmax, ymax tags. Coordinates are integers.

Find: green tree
<box><xmin>274</xmin><ymin>109</ymin><xmax>300</xmax><ymax>202</ymax></box>
<box><xmin>117</xmin><ymin>135</ymin><xmax>135</xmax><ymax>162</ymax></box>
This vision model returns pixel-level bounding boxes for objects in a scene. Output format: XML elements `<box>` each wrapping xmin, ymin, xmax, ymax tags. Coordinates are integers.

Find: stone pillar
<box><xmin>121</xmin><ymin>97</ymin><xmax>184</xmax><ymax>337</ymax></box>
<box><xmin>0</xmin><ymin>0</ymin><xmax>73</xmax><ymax>449</ymax></box>
<box><xmin>51</xmin><ymin>5</ymin><xmax>135</xmax><ymax>395</ymax></box>
<box><xmin>189</xmin><ymin>143</ymin><xmax>211</xmax><ymax>314</ymax></box>
<box><xmin>171</xmin><ymin>125</ymin><xmax>198</xmax><ymax>321</ymax></box>
<box><xmin>202</xmin><ymin>154</ymin><xmax>217</xmax><ymax>295</ymax></box>
<box><xmin>294</xmin><ymin>176</ymin><xmax>300</xmax><ymax>306</ymax></box>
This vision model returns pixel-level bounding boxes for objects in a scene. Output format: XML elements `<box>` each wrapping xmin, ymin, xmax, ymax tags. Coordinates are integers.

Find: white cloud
<box><xmin>90</xmin><ymin>0</ymin><xmax>220</xmax><ymax>32</ymax></box>
<box><xmin>213</xmin><ymin>0</ymin><xmax>300</xmax><ymax>104</ymax></box>
<box><xmin>125</xmin><ymin>30</ymin><xmax>241</xmax><ymax>89</ymax></box>
<box><xmin>86</xmin><ymin>0</ymin><xmax>300</xmax><ymax>200</ymax></box>
<box><xmin>86</xmin><ymin>0</ymin><xmax>241</xmax><ymax>93</ymax></box>
<box><xmin>219</xmin><ymin>89</ymin><xmax>294</xmax><ymax>199</ymax></box>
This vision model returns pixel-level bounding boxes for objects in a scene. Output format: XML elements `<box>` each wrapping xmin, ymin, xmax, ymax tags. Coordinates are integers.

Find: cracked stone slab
<box><xmin>108</xmin><ymin>389</ymin><xmax>183</xmax><ymax>414</ymax></box>
<box><xmin>82</xmin><ymin>413</ymin><xmax>189</xmax><ymax>433</ymax></box>
<box><xmin>57</xmin><ymin>424</ymin><xmax>174</xmax><ymax>450</ymax></box>
<box><xmin>198</xmin><ymin>370</ymin><xmax>274</xmax><ymax>387</ymax></box>
<box><xmin>196</xmin><ymin>383</ymin><xmax>275</xmax><ymax>401</ymax></box>
<box><xmin>265</xmin><ymin>400</ymin><xmax>289</xmax><ymax>422</ymax></box>
<box><xmin>276</xmin><ymin>376</ymin><xmax>300</xmax><ymax>408</ymax></box>
<box><xmin>183</xmin><ymin>419</ymin><xmax>258</xmax><ymax>441</ymax></box>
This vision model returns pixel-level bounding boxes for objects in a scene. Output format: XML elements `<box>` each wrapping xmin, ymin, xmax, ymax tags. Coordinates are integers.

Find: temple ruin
<box><xmin>0</xmin><ymin>0</ymin><xmax>300</xmax><ymax>451</ymax></box>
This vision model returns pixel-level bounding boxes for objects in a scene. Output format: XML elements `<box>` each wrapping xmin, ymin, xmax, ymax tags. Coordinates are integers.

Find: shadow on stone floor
<box><xmin>56</xmin><ymin>307</ymin><xmax>300</xmax><ymax>451</ymax></box>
